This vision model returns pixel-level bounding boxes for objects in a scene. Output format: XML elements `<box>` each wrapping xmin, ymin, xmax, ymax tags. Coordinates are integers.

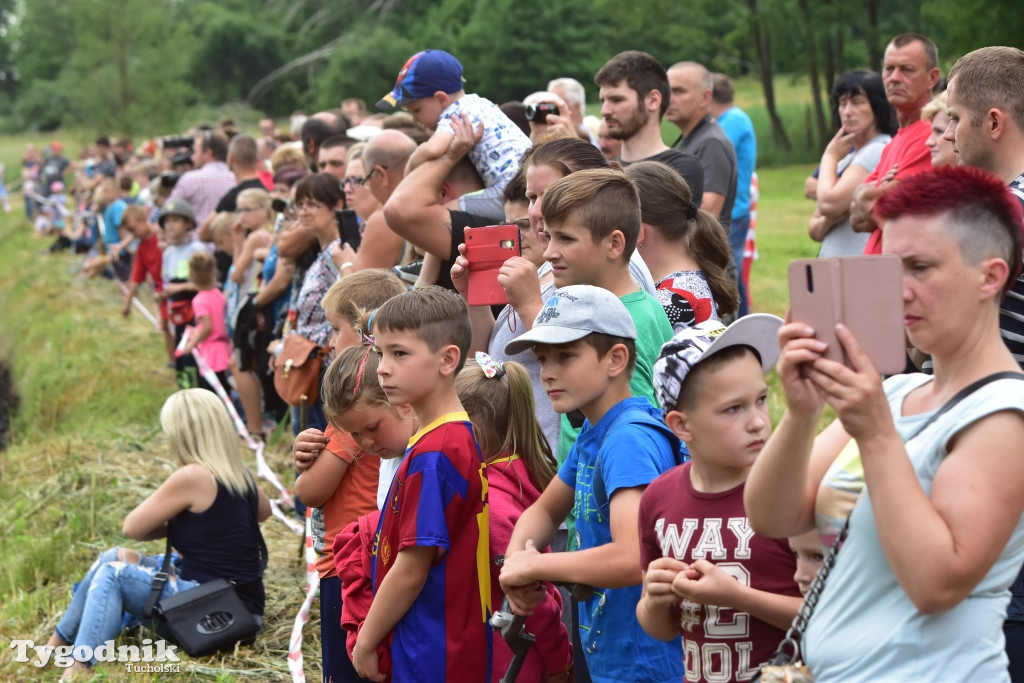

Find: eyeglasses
<box><xmin>341</xmin><ymin>176</ymin><xmax>366</xmax><ymax>188</ymax></box>
<box><xmin>364</xmin><ymin>166</ymin><xmax>385</xmax><ymax>185</ymax></box>
<box><xmin>296</xmin><ymin>200</ymin><xmax>326</xmax><ymax>212</ymax></box>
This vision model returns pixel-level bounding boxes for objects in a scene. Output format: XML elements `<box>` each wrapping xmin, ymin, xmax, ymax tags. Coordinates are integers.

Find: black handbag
<box><xmin>143</xmin><ymin>487</ymin><xmax>268</xmax><ymax>658</ymax></box>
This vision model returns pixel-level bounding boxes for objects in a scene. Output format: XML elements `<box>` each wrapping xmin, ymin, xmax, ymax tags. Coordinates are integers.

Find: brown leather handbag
<box><xmin>273</xmin><ymin>335</ymin><xmax>325</xmax><ymax>407</ymax></box>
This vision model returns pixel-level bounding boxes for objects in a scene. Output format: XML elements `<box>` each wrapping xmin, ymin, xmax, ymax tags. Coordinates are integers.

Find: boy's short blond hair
<box><xmin>373</xmin><ymin>286</ymin><xmax>472</xmax><ymax>373</ymax></box>
<box><xmin>121</xmin><ymin>203</ymin><xmax>148</xmax><ymax>226</ymax></box>
<box><xmin>540</xmin><ymin>168</ymin><xmax>640</xmax><ymax>260</ymax></box>
<box><xmin>321</xmin><ymin>269</ymin><xmax>406</xmax><ymax>329</ymax></box>
<box><xmin>209</xmin><ymin>211</ymin><xmax>237</xmax><ymax>239</ymax></box>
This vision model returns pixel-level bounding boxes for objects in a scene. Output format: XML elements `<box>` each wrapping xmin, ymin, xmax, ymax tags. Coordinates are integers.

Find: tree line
<box><xmin>0</xmin><ymin>0</ymin><xmax>1017</xmax><ymax>152</ymax></box>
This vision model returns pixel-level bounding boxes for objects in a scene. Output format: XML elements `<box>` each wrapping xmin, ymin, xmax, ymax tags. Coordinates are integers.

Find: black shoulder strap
<box><xmin>143</xmin><ymin>477</ymin><xmax>267</xmax><ymax>619</ymax></box>
<box><xmin>907</xmin><ymin>371</ymin><xmax>1024</xmax><ymax>441</ymax></box>
<box><xmin>143</xmin><ymin>534</ymin><xmax>174</xmax><ymax>619</ymax></box>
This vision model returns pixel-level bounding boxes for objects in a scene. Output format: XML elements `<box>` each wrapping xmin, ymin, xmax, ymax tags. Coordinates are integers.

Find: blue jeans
<box><xmin>729</xmin><ymin>214</ymin><xmax>750</xmax><ymax>317</ymax></box>
<box><xmin>55</xmin><ymin>547</ymin><xmax>198</xmax><ymax>665</ymax></box>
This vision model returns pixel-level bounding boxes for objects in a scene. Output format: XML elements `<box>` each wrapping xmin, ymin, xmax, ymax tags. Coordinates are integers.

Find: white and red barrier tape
<box><xmin>112</xmin><ymin>278</ymin><xmax>163</xmax><ymax>332</ymax></box>
<box><xmin>177</xmin><ymin>331</ymin><xmax>318</xmax><ymax>681</ymax></box>
<box><xmin>288</xmin><ymin>511</ymin><xmax>320</xmax><ymax>683</ymax></box>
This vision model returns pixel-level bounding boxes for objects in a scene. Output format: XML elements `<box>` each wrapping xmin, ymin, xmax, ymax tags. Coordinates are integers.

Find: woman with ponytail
<box><xmin>626</xmin><ymin>160</ymin><xmax>738</xmax><ymax>330</ymax></box>
<box><xmin>455</xmin><ymin>353</ymin><xmax>571</xmax><ymax>682</ymax></box>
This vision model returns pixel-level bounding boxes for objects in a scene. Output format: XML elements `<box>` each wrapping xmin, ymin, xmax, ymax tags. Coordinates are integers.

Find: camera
<box><xmin>162</xmin><ymin>135</ymin><xmax>195</xmax><ymax>150</ymax></box>
<box><xmin>524</xmin><ymin>102</ymin><xmax>560</xmax><ymax>122</ymax></box>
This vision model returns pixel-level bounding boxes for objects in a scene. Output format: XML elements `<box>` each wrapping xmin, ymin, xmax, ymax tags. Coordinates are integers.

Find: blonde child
<box><xmin>181</xmin><ymin>251</ymin><xmax>231</xmax><ymax>393</ymax></box>
<box><xmin>291</xmin><ymin>270</ymin><xmax>406</xmax><ymax>683</ymax></box>
<box><xmin>455</xmin><ymin>354</ymin><xmax>572</xmax><ymax>683</ymax></box>
<box><xmin>323</xmin><ymin>343</ymin><xmax>419</xmax><ymax>679</ymax></box>
<box><xmin>789</xmin><ymin>529</ymin><xmax>825</xmax><ymax>596</ymax></box>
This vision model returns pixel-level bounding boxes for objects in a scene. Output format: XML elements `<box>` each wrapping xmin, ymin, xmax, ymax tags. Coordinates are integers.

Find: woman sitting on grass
<box><xmin>47</xmin><ymin>389</ymin><xmax>269</xmax><ymax>680</ymax></box>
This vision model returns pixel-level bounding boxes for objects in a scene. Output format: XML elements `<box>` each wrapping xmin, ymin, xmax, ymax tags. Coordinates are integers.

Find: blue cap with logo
<box><xmin>377</xmin><ymin>50</ymin><xmax>465</xmax><ymax>111</ymax></box>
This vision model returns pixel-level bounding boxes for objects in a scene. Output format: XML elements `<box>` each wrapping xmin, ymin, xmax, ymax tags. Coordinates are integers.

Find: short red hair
<box><xmin>876</xmin><ymin>165</ymin><xmax>1024</xmax><ymax>292</ymax></box>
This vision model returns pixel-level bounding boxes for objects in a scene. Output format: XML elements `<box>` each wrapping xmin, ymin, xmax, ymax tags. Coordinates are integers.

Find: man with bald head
<box><xmin>668</xmin><ymin>61</ymin><xmax>737</xmax><ymax>226</ymax></box>
<box><xmin>337</xmin><ymin>129</ymin><xmax>417</xmax><ymax>275</ymax></box>
<box><xmin>667</xmin><ymin>60</ymin><xmax>741</xmax><ymax>314</ymax></box>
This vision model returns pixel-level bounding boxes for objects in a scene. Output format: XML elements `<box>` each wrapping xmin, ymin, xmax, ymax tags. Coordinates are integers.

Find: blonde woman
<box><xmin>47</xmin><ymin>389</ymin><xmax>269</xmax><ymax>680</ymax></box>
<box><xmin>922</xmin><ymin>91</ymin><xmax>957</xmax><ymax>168</ymax></box>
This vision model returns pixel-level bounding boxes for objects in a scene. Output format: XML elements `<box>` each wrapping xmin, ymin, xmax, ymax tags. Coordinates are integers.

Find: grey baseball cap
<box><xmin>503</xmin><ymin>285</ymin><xmax>637</xmax><ymax>355</ymax></box>
<box><xmin>159</xmin><ymin>197</ymin><xmax>196</xmax><ymax>227</ymax></box>
<box><xmin>653</xmin><ymin>314</ymin><xmax>783</xmax><ymax>415</ymax></box>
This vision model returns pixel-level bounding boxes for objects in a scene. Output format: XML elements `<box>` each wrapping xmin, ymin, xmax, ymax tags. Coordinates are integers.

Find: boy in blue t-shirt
<box><xmin>500</xmin><ymin>284</ymin><xmax>684</xmax><ymax>683</ymax></box>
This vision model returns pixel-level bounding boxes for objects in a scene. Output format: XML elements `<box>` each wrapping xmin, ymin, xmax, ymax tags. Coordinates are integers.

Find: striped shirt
<box><xmin>1002</xmin><ymin>174</ymin><xmax>1024</xmax><ymax>367</ymax></box>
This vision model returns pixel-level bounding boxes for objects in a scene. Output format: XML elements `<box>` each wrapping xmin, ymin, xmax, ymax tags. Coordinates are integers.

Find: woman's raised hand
<box><xmin>822</xmin><ymin>126</ymin><xmax>858</xmax><ymax>161</ymax></box>
<box><xmin>803</xmin><ymin>323</ymin><xmax>889</xmax><ymax>442</ymax></box>
<box><xmin>776</xmin><ymin>316</ymin><xmax>830</xmax><ymax>419</ymax></box>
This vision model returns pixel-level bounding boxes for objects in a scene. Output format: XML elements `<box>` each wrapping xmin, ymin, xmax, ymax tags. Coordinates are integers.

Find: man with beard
<box><xmin>594</xmin><ymin>51</ymin><xmax>704</xmax><ymax>205</ymax></box>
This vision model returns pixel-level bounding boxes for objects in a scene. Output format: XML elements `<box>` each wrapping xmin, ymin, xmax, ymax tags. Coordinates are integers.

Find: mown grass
<box><xmin>0</xmin><ymin>212</ymin><xmax>315</xmax><ymax>681</ymax></box>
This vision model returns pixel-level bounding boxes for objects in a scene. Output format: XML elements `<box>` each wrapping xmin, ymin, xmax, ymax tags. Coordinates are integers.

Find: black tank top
<box><xmin>168</xmin><ymin>475</ymin><xmax>265</xmax><ymax>614</ymax></box>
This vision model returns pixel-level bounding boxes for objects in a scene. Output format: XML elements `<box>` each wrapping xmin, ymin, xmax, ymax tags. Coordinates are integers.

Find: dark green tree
<box><xmin>57</xmin><ymin>0</ymin><xmax>191</xmax><ymax>133</ymax></box>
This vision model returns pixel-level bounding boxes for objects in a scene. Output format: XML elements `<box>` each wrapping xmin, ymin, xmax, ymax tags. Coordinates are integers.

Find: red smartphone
<box><xmin>787</xmin><ymin>255</ymin><xmax>905</xmax><ymax>374</ymax></box>
<box><xmin>465</xmin><ymin>225</ymin><xmax>520</xmax><ymax>307</ymax></box>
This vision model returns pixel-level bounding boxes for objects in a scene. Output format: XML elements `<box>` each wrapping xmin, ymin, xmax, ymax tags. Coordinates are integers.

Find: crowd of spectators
<box><xmin>21</xmin><ymin>41</ymin><xmax>1024</xmax><ymax>683</ymax></box>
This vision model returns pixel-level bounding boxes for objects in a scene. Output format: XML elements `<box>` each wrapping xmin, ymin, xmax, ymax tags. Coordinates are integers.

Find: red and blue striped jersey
<box><xmin>372</xmin><ymin>411</ymin><xmax>492</xmax><ymax>682</ymax></box>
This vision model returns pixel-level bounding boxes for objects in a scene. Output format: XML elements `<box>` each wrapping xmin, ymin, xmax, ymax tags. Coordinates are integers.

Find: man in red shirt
<box><xmin>850</xmin><ymin>34</ymin><xmax>941</xmax><ymax>253</ymax></box>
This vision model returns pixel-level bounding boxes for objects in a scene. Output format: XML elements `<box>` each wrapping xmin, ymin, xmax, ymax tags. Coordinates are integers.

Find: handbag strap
<box><xmin>905</xmin><ymin>371</ymin><xmax>1024</xmax><ymax>441</ymax></box>
<box><xmin>770</xmin><ymin>370</ymin><xmax>1024</xmax><ymax>662</ymax></box>
<box><xmin>143</xmin><ymin>535</ymin><xmax>174</xmax><ymax>619</ymax></box>
<box><xmin>143</xmin><ymin>477</ymin><xmax>269</xmax><ymax>619</ymax></box>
